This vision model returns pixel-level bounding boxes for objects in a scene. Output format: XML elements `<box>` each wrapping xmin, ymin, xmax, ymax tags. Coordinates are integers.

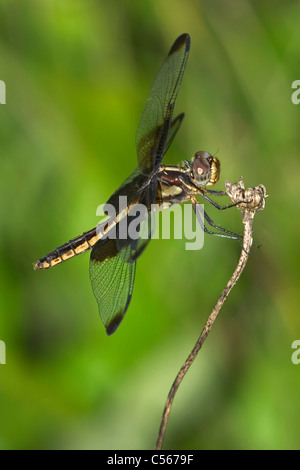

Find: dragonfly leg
<box><xmin>205</xmin><ymin>189</ymin><xmax>228</xmax><ymax>196</ymax></box>
<box><xmin>203</xmin><ymin>210</ymin><xmax>242</xmax><ymax>240</ymax></box>
<box><xmin>191</xmin><ymin>197</ymin><xmax>241</xmax><ymax>241</ymax></box>
<box><xmin>200</xmin><ymin>192</ymin><xmax>248</xmax><ymax>210</ymax></box>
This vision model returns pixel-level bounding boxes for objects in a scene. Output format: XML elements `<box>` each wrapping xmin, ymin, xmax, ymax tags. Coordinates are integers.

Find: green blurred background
<box><xmin>0</xmin><ymin>0</ymin><xmax>299</xmax><ymax>450</ymax></box>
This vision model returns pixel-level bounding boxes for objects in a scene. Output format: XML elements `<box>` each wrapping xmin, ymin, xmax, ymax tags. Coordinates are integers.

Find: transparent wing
<box><xmin>90</xmin><ymin>236</ymin><xmax>136</xmax><ymax>335</ymax></box>
<box><xmin>165</xmin><ymin>113</ymin><xmax>185</xmax><ymax>154</ymax></box>
<box><xmin>136</xmin><ymin>34</ymin><xmax>190</xmax><ymax>175</ymax></box>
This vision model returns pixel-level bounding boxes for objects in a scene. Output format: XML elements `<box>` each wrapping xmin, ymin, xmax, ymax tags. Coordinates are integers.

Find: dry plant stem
<box><xmin>155</xmin><ymin>179</ymin><xmax>267</xmax><ymax>450</ymax></box>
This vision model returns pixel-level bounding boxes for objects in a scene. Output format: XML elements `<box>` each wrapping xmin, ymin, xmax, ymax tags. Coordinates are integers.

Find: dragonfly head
<box><xmin>191</xmin><ymin>151</ymin><xmax>220</xmax><ymax>187</ymax></box>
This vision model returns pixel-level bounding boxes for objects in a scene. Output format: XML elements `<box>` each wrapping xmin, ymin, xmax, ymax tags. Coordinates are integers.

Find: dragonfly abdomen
<box><xmin>33</xmin><ymin>227</ymin><xmax>99</xmax><ymax>270</ymax></box>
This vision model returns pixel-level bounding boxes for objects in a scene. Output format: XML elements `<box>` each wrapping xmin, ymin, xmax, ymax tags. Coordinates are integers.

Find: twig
<box><xmin>155</xmin><ymin>178</ymin><xmax>267</xmax><ymax>450</ymax></box>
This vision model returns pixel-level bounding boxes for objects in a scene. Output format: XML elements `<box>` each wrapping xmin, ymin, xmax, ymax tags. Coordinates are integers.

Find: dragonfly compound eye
<box><xmin>192</xmin><ymin>151</ymin><xmax>220</xmax><ymax>188</ymax></box>
<box><xmin>192</xmin><ymin>151</ymin><xmax>212</xmax><ymax>186</ymax></box>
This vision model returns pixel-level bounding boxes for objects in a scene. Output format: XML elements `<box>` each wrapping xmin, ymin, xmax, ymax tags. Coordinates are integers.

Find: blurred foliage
<box><xmin>0</xmin><ymin>0</ymin><xmax>300</xmax><ymax>450</ymax></box>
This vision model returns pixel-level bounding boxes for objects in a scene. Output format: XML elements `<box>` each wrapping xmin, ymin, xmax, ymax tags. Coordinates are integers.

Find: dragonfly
<box><xmin>34</xmin><ymin>33</ymin><xmax>240</xmax><ymax>335</ymax></box>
